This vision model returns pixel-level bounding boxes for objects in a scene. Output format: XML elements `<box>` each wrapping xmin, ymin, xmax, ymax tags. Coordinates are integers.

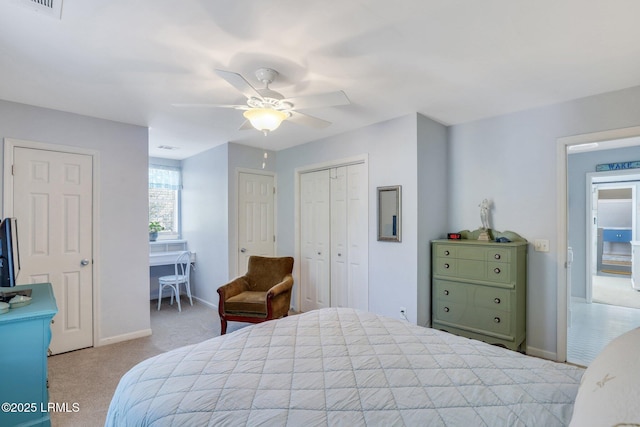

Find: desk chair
<box><xmin>217</xmin><ymin>255</ymin><xmax>294</xmax><ymax>334</ymax></box>
<box><xmin>157</xmin><ymin>251</ymin><xmax>193</xmax><ymax>312</ymax></box>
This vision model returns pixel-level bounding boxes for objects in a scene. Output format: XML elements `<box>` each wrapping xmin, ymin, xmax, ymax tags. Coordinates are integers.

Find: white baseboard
<box><xmin>96</xmin><ymin>328</ymin><xmax>152</xmax><ymax>347</ymax></box>
<box><xmin>193</xmin><ymin>296</ymin><xmax>217</xmax><ymax>310</ymax></box>
<box><xmin>526</xmin><ymin>346</ymin><xmax>558</xmax><ymax>361</ymax></box>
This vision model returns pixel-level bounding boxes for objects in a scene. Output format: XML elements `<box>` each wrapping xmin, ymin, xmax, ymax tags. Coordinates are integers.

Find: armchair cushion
<box><xmin>225</xmin><ymin>291</ymin><xmax>268</xmax><ymax>315</ymax></box>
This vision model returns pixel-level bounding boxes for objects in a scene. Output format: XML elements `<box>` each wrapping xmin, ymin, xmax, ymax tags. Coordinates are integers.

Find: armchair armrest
<box><xmin>266</xmin><ymin>275</ymin><xmax>294</xmax><ymax>298</ymax></box>
<box><xmin>217</xmin><ymin>276</ymin><xmax>250</xmax><ymax>301</ymax></box>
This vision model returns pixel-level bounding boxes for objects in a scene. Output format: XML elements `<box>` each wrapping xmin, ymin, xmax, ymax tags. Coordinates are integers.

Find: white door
<box><xmin>300</xmin><ymin>169</ymin><xmax>331</xmax><ymax>311</ymax></box>
<box><xmin>13</xmin><ymin>147</ymin><xmax>93</xmax><ymax>354</ymax></box>
<box><xmin>330</xmin><ymin>164</ymin><xmax>368</xmax><ymax>310</ymax></box>
<box><xmin>237</xmin><ymin>172</ymin><xmax>275</xmax><ymax>276</ymax></box>
<box><xmin>345</xmin><ymin>163</ymin><xmax>368</xmax><ymax>311</ymax></box>
<box><xmin>301</xmin><ymin>164</ymin><xmax>368</xmax><ymax>312</ymax></box>
<box><xmin>330</xmin><ymin>167</ymin><xmax>348</xmax><ymax>307</ymax></box>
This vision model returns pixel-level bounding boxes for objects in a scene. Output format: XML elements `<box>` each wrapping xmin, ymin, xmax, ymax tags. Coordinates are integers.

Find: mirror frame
<box><xmin>377</xmin><ymin>185</ymin><xmax>402</xmax><ymax>242</ymax></box>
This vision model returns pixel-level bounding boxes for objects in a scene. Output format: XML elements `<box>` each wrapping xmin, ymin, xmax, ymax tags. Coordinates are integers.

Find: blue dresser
<box><xmin>0</xmin><ymin>283</ymin><xmax>58</xmax><ymax>427</ymax></box>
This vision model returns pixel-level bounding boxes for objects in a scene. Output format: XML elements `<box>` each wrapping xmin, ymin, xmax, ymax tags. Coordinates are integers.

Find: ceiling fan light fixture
<box><xmin>243</xmin><ymin>108</ymin><xmax>288</xmax><ymax>134</ymax></box>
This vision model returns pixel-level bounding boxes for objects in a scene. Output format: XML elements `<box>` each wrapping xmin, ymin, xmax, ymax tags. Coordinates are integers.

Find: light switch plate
<box><xmin>534</xmin><ymin>239</ymin><xmax>550</xmax><ymax>252</ymax></box>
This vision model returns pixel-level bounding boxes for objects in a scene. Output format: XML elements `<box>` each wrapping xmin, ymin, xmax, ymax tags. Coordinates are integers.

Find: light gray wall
<box><xmin>417</xmin><ymin>114</ymin><xmax>449</xmax><ymax>327</ymax></box>
<box><xmin>0</xmin><ymin>99</ymin><xmax>150</xmax><ymax>344</ymax></box>
<box><xmin>276</xmin><ymin>113</ymin><xmax>445</xmax><ymax>323</ymax></box>
<box><xmin>567</xmin><ymin>145</ymin><xmax>640</xmax><ymax>299</ymax></box>
<box><xmin>182</xmin><ymin>144</ymin><xmax>230</xmax><ymax>305</ymax></box>
<box><xmin>182</xmin><ymin>142</ymin><xmax>275</xmax><ymax>307</ymax></box>
<box><xmin>448</xmin><ymin>85</ymin><xmax>640</xmax><ymax>356</ymax></box>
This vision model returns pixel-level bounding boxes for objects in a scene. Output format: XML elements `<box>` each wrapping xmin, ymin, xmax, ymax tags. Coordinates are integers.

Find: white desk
<box><xmin>149</xmin><ymin>240</ymin><xmax>196</xmax><ymax>266</ymax></box>
<box><xmin>149</xmin><ymin>240</ymin><xmax>196</xmax><ymax>300</ymax></box>
<box><xmin>150</xmin><ymin>251</ymin><xmax>196</xmax><ymax>266</ymax></box>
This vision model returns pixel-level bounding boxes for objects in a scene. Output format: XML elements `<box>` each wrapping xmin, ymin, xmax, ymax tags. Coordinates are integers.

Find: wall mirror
<box><xmin>377</xmin><ymin>185</ymin><xmax>402</xmax><ymax>242</ymax></box>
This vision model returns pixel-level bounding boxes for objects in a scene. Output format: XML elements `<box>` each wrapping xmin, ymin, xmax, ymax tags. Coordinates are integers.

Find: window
<box><xmin>149</xmin><ymin>165</ymin><xmax>181</xmax><ymax>239</ymax></box>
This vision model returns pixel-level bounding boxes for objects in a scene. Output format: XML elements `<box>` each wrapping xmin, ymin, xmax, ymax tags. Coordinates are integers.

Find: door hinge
<box><xmin>273</xmin><ymin>187</ymin><xmax>276</xmax><ymax>194</ymax></box>
<box><xmin>11</xmin><ymin>164</ymin><xmax>14</xmax><ymax>175</ymax></box>
<box><xmin>273</xmin><ymin>235</ymin><xmax>276</xmax><ymax>242</ymax></box>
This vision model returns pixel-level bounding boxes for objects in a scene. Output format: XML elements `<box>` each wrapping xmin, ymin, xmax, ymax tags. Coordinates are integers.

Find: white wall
<box><xmin>276</xmin><ymin>114</ymin><xmax>447</xmax><ymax>323</ymax></box>
<box><xmin>0</xmin><ymin>99</ymin><xmax>150</xmax><ymax>344</ymax></box>
<box><xmin>448</xmin><ymin>85</ymin><xmax>640</xmax><ymax>357</ymax></box>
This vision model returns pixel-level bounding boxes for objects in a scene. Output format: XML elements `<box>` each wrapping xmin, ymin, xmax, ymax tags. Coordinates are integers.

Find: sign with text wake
<box><xmin>596</xmin><ymin>161</ymin><xmax>640</xmax><ymax>172</ymax></box>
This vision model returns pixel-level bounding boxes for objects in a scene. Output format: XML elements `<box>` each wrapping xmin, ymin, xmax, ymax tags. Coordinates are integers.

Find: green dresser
<box><xmin>431</xmin><ymin>239</ymin><xmax>527</xmax><ymax>351</ymax></box>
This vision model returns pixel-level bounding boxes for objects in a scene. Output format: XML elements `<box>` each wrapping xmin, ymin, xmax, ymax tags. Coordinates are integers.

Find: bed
<box><xmin>106</xmin><ymin>308</ymin><xmax>586</xmax><ymax>426</ymax></box>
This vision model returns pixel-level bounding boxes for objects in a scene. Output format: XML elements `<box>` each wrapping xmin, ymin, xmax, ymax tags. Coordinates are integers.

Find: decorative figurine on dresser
<box><xmin>432</xmin><ymin>202</ymin><xmax>528</xmax><ymax>352</ymax></box>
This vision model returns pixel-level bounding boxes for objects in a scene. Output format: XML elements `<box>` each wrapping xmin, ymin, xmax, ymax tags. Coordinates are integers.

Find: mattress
<box><xmin>105</xmin><ymin>308</ymin><xmax>584</xmax><ymax>426</ymax></box>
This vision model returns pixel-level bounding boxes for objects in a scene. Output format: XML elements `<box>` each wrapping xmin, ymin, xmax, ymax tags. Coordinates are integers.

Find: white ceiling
<box><xmin>2</xmin><ymin>1</ymin><xmax>640</xmax><ymax>160</ymax></box>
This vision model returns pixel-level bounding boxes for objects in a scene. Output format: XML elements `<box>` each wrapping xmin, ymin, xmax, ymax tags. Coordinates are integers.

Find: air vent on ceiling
<box><xmin>10</xmin><ymin>0</ymin><xmax>63</xmax><ymax>19</ymax></box>
<box><xmin>157</xmin><ymin>145</ymin><xmax>180</xmax><ymax>151</ymax></box>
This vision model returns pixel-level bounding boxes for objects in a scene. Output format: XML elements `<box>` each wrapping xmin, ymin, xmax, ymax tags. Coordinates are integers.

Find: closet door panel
<box><xmin>347</xmin><ymin>163</ymin><xmax>369</xmax><ymax>311</ymax></box>
<box><xmin>300</xmin><ymin>169</ymin><xmax>331</xmax><ymax>312</ymax></box>
<box><xmin>331</xmin><ymin>167</ymin><xmax>348</xmax><ymax>308</ymax></box>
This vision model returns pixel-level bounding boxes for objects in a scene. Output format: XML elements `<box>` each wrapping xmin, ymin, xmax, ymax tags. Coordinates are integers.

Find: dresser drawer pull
<box><xmin>494</xmin><ymin>253</ymin><xmax>501</xmax><ymax>260</ymax></box>
<box><xmin>444</xmin><ymin>250</ymin><xmax>450</xmax><ymax>256</ymax></box>
<box><xmin>494</xmin><ymin>267</ymin><xmax>501</xmax><ymax>274</ymax></box>
<box><xmin>444</xmin><ymin>263</ymin><xmax>450</xmax><ymax>269</ymax></box>
<box><xmin>494</xmin><ymin>297</ymin><xmax>501</xmax><ymax>304</ymax></box>
<box><xmin>443</xmin><ymin>307</ymin><xmax>450</xmax><ymax>312</ymax></box>
<box><xmin>444</xmin><ymin>290</ymin><xmax>449</xmax><ymax>296</ymax></box>
<box><xmin>494</xmin><ymin>317</ymin><xmax>501</xmax><ymax>323</ymax></box>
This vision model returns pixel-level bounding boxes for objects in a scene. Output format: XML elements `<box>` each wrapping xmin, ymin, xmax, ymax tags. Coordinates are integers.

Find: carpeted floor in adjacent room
<box><xmin>47</xmin><ymin>298</ymin><xmax>247</xmax><ymax>427</ymax></box>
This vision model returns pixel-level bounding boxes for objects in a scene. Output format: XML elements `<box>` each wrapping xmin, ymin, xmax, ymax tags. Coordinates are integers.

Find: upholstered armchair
<box><xmin>217</xmin><ymin>256</ymin><xmax>294</xmax><ymax>335</ymax></box>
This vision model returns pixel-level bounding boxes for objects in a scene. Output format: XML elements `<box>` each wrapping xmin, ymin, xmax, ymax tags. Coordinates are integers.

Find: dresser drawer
<box><xmin>486</xmin><ymin>261</ymin><xmax>511</xmax><ymax>284</ymax></box>
<box><xmin>433</xmin><ymin>279</ymin><xmax>468</xmax><ymax>303</ymax></box>
<box><xmin>433</xmin><ymin>299</ymin><xmax>467</xmax><ymax>324</ymax></box>
<box><xmin>474</xmin><ymin>285</ymin><xmax>511</xmax><ymax>310</ymax></box>
<box><xmin>474</xmin><ymin>306</ymin><xmax>511</xmax><ymax>336</ymax></box>
<box><xmin>486</xmin><ymin>247</ymin><xmax>511</xmax><ymax>262</ymax></box>
<box><xmin>433</xmin><ymin>279</ymin><xmax>513</xmax><ymax>335</ymax></box>
<box><xmin>603</xmin><ymin>229</ymin><xmax>632</xmax><ymax>242</ymax></box>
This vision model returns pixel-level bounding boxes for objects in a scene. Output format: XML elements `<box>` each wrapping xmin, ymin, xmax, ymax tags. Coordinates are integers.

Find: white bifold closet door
<box><xmin>300</xmin><ymin>163</ymin><xmax>368</xmax><ymax>312</ymax></box>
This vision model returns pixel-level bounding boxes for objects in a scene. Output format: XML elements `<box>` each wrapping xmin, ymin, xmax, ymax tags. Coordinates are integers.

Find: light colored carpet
<box><xmin>48</xmin><ymin>297</ymin><xmax>249</xmax><ymax>427</ymax></box>
<box><xmin>592</xmin><ymin>274</ymin><xmax>640</xmax><ymax>309</ymax></box>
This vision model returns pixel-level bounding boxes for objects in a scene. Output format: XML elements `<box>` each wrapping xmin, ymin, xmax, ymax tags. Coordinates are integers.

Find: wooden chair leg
<box><xmin>220</xmin><ymin>317</ymin><xmax>227</xmax><ymax>335</ymax></box>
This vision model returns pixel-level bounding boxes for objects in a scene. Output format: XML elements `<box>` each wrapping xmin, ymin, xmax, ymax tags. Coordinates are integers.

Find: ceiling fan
<box><xmin>176</xmin><ymin>68</ymin><xmax>350</xmax><ymax>134</ymax></box>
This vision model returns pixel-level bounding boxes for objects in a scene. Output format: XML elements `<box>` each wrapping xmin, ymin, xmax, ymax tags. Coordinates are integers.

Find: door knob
<box><xmin>240</xmin><ymin>248</ymin><xmax>247</xmax><ymax>253</ymax></box>
<box><xmin>80</xmin><ymin>259</ymin><xmax>90</xmax><ymax>266</ymax></box>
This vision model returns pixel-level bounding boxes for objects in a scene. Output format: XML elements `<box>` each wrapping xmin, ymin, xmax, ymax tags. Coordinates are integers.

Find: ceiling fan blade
<box><xmin>287</xmin><ymin>111</ymin><xmax>332</xmax><ymax>129</ymax></box>
<box><xmin>282</xmin><ymin>90</ymin><xmax>350</xmax><ymax>110</ymax></box>
<box><xmin>172</xmin><ymin>103</ymin><xmax>247</xmax><ymax>109</ymax></box>
<box><xmin>238</xmin><ymin>120</ymin><xmax>254</xmax><ymax>131</ymax></box>
<box><xmin>215</xmin><ymin>69</ymin><xmax>263</xmax><ymax>100</ymax></box>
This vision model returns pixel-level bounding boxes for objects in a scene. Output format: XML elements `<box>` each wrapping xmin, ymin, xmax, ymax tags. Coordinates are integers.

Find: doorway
<box><xmin>236</xmin><ymin>171</ymin><xmax>275</xmax><ymax>277</ymax></box>
<box><xmin>589</xmin><ymin>182</ymin><xmax>638</xmax><ymax>307</ymax></box>
<box><xmin>3</xmin><ymin>138</ymin><xmax>97</xmax><ymax>355</ymax></box>
<box><xmin>559</xmin><ymin>129</ymin><xmax>640</xmax><ymax>364</ymax></box>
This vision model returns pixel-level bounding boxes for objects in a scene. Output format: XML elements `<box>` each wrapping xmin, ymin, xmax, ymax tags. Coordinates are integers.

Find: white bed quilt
<box><xmin>106</xmin><ymin>308</ymin><xmax>583</xmax><ymax>426</ymax></box>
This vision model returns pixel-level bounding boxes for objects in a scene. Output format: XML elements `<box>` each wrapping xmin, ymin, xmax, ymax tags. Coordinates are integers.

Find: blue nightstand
<box><xmin>0</xmin><ymin>283</ymin><xmax>58</xmax><ymax>427</ymax></box>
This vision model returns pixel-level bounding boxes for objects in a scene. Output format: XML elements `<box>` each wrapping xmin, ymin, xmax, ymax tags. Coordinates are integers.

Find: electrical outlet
<box><xmin>534</xmin><ymin>239</ymin><xmax>550</xmax><ymax>252</ymax></box>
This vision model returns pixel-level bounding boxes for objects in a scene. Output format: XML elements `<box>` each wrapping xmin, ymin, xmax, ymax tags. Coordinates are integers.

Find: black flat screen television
<box><xmin>0</xmin><ymin>217</ymin><xmax>20</xmax><ymax>288</ymax></box>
